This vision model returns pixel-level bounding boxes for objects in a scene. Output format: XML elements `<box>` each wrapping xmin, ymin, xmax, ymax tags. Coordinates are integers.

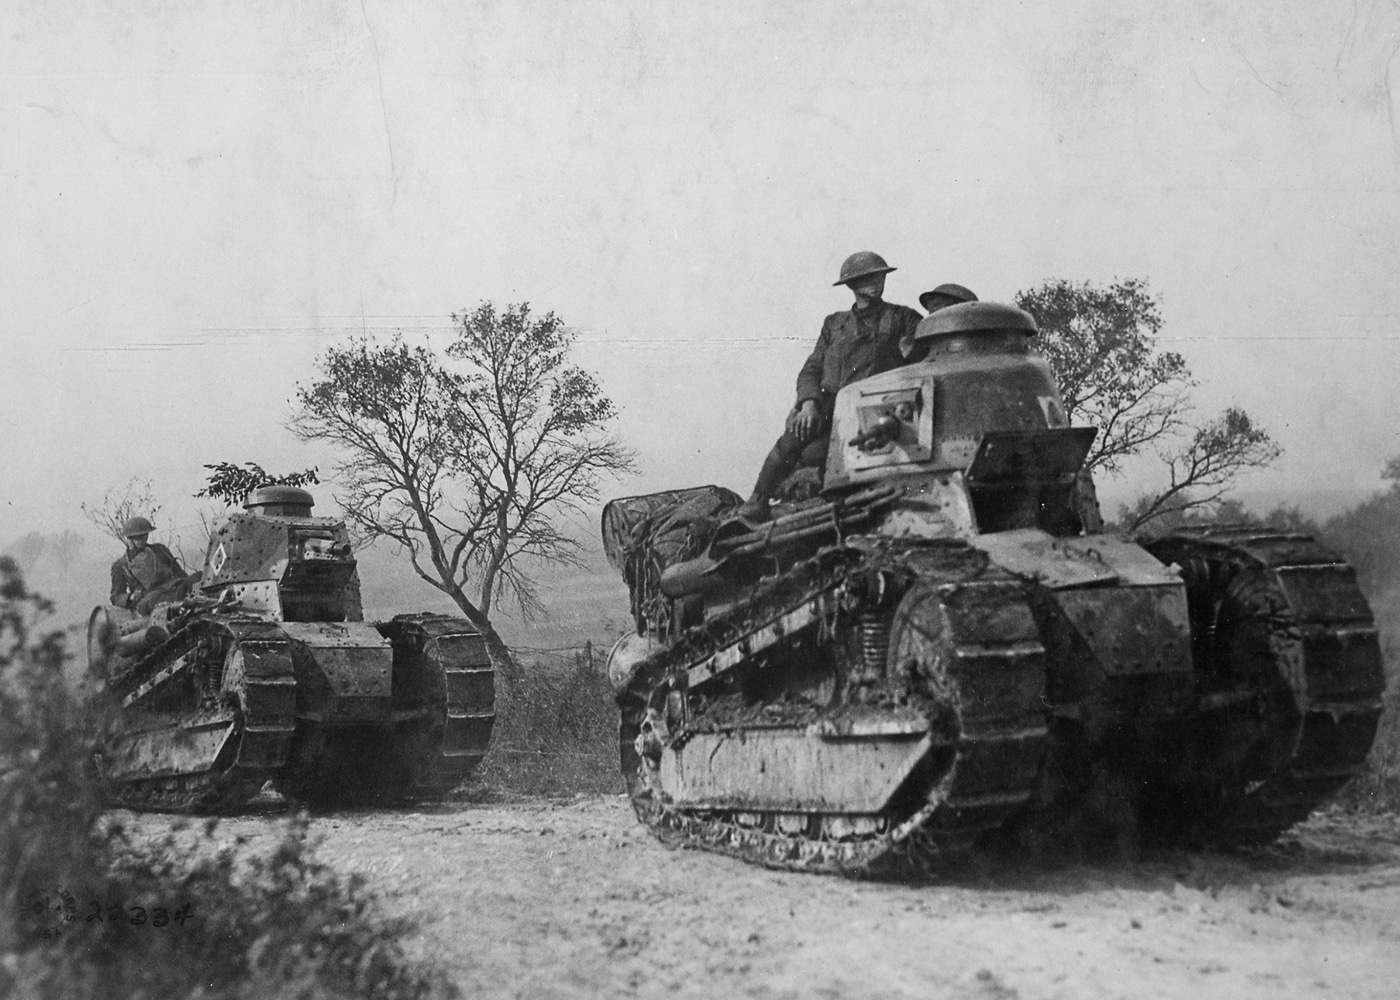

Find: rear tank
<box><xmin>88</xmin><ymin>486</ymin><xmax>495</xmax><ymax>811</ymax></box>
<box><xmin>602</xmin><ymin>302</ymin><xmax>1385</xmax><ymax>874</ymax></box>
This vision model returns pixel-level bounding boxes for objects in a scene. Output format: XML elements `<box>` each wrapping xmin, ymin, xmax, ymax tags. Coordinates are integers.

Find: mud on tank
<box><xmin>88</xmin><ymin>486</ymin><xmax>496</xmax><ymax>811</ymax></box>
<box><xmin>601</xmin><ymin>302</ymin><xmax>1385</xmax><ymax>875</ymax></box>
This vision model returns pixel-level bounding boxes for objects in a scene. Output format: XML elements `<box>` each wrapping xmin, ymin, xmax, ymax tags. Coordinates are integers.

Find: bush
<box><xmin>0</xmin><ymin>556</ymin><xmax>104</xmax><ymax>949</ymax></box>
<box><xmin>477</xmin><ymin>643</ymin><xmax>621</xmax><ymax>797</ymax></box>
<box><xmin>0</xmin><ymin>557</ymin><xmax>455</xmax><ymax>999</ymax></box>
<box><xmin>8</xmin><ymin>816</ymin><xmax>454</xmax><ymax>1000</ymax></box>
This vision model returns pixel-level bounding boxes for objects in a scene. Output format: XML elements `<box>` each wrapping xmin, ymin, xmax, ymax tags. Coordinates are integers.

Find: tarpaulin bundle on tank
<box><xmin>601</xmin><ymin>485</ymin><xmax>741</xmax><ymax>633</ymax></box>
<box><xmin>601</xmin><ymin>485</ymin><xmax>742</xmax><ymax>570</ymax></box>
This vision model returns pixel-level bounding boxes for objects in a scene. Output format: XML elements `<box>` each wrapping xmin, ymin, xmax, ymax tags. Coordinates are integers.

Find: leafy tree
<box><xmin>1315</xmin><ymin>456</ymin><xmax>1400</xmax><ymax>595</ymax></box>
<box><xmin>196</xmin><ymin>462</ymin><xmax>320</xmax><ymax>507</ymax></box>
<box><xmin>290</xmin><ymin>301</ymin><xmax>634</xmax><ymax>668</ymax></box>
<box><xmin>1016</xmin><ymin>278</ymin><xmax>1280</xmax><ymax>532</ymax></box>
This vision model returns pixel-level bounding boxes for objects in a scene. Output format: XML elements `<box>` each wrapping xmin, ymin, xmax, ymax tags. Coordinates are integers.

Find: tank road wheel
<box><xmin>619</xmin><ymin>543</ymin><xmax>1051</xmax><ymax>876</ymax></box>
<box><xmin>378</xmin><ymin>614</ymin><xmax>496</xmax><ymax>801</ymax></box>
<box><xmin>1146</xmin><ymin>528</ymin><xmax>1385</xmax><ymax>846</ymax></box>
<box><xmin>101</xmin><ymin>618</ymin><xmax>296</xmax><ymax>813</ymax></box>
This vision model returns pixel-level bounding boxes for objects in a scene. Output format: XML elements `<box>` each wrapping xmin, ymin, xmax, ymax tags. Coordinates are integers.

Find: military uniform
<box><xmin>747</xmin><ymin>298</ymin><xmax>922</xmax><ymax>509</ymax></box>
<box><xmin>794</xmin><ymin>300</ymin><xmax>923</xmax><ymax>417</ymax></box>
<box><xmin>110</xmin><ymin>543</ymin><xmax>187</xmax><ymax>614</ymax></box>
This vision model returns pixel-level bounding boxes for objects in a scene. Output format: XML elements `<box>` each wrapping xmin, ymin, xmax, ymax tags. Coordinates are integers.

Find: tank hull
<box><xmin>91</xmin><ymin>608</ymin><xmax>495</xmax><ymax>812</ymax></box>
<box><xmin>608</xmin><ymin>300</ymin><xmax>1383</xmax><ymax>873</ymax></box>
<box><xmin>610</xmin><ymin>510</ymin><xmax>1385</xmax><ymax>875</ymax></box>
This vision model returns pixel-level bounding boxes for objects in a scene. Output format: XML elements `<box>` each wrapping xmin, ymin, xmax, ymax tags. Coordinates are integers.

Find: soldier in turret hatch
<box><xmin>900</xmin><ymin>282</ymin><xmax>979</xmax><ymax>361</ymax></box>
<box><xmin>736</xmin><ymin>252</ymin><xmax>923</xmax><ymax>522</ymax></box>
<box><xmin>109</xmin><ymin>516</ymin><xmax>193</xmax><ymax>615</ymax></box>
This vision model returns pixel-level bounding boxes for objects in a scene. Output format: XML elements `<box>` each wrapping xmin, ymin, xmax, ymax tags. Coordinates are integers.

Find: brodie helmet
<box><xmin>918</xmin><ymin>282</ymin><xmax>979</xmax><ymax>313</ymax></box>
<box><xmin>834</xmin><ymin>251</ymin><xmax>896</xmax><ymax>287</ymax></box>
<box><xmin>121</xmin><ymin>516</ymin><xmax>156</xmax><ymax>538</ymax></box>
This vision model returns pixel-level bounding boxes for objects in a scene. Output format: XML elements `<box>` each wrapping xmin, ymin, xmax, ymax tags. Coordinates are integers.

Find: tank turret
<box><xmin>202</xmin><ymin>488</ymin><xmax>360</xmax><ymax>622</ymax></box>
<box><xmin>823</xmin><ymin>301</ymin><xmax>1094</xmax><ymax>537</ymax></box>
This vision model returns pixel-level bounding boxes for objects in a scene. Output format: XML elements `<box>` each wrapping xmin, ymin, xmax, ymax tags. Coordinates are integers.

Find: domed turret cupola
<box><xmin>244</xmin><ymin>486</ymin><xmax>316</xmax><ymax>519</ymax></box>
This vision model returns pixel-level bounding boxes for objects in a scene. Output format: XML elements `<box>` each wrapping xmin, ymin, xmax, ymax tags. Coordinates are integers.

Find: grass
<box><xmin>475</xmin><ymin>643</ymin><xmax>623</xmax><ymax>798</ymax></box>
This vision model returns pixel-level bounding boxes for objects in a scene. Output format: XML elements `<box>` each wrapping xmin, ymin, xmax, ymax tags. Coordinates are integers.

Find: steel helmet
<box><xmin>121</xmin><ymin>516</ymin><xmax>156</xmax><ymax>538</ymax></box>
<box><xmin>834</xmin><ymin>251</ymin><xmax>896</xmax><ymax>287</ymax></box>
<box><xmin>918</xmin><ymin>283</ymin><xmax>979</xmax><ymax>312</ymax></box>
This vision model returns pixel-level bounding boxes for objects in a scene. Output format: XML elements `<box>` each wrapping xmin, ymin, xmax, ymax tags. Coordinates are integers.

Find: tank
<box><xmin>87</xmin><ymin>486</ymin><xmax>496</xmax><ymax>811</ymax></box>
<box><xmin>601</xmin><ymin>302</ymin><xmax>1385</xmax><ymax>874</ymax></box>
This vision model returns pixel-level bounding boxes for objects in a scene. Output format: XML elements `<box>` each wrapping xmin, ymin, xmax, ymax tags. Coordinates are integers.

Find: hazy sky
<box><xmin>4</xmin><ymin>0</ymin><xmax>1400</xmax><ymax>544</ymax></box>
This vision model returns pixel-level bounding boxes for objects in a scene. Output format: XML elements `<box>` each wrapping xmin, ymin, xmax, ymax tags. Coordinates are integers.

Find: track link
<box><xmin>1147</xmin><ymin>526</ymin><xmax>1385</xmax><ymax>844</ymax></box>
<box><xmin>104</xmin><ymin>617</ymin><xmax>296</xmax><ymax>813</ymax></box>
<box><xmin>621</xmin><ymin>538</ymin><xmax>1049</xmax><ymax>876</ymax></box>
<box><xmin>379</xmin><ymin>613</ymin><xmax>496</xmax><ymax>799</ymax></box>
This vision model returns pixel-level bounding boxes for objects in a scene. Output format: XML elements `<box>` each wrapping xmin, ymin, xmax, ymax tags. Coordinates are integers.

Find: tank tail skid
<box><xmin>1145</xmin><ymin>526</ymin><xmax>1385</xmax><ymax>845</ymax></box>
<box><xmin>621</xmin><ymin>540</ymin><xmax>1050</xmax><ymax>876</ymax></box>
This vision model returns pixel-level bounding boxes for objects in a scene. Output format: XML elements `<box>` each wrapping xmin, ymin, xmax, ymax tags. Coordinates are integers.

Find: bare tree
<box><xmin>290</xmin><ymin>302</ymin><xmax>635</xmax><ymax>668</ymax></box>
<box><xmin>1016</xmin><ymin>278</ymin><xmax>1280</xmax><ymax>533</ymax></box>
<box><xmin>80</xmin><ymin>477</ymin><xmax>161</xmax><ymax>544</ymax></box>
<box><xmin>1115</xmin><ymin>408</ymin><xmax>1279</xmax><ymax>532</ymax></box>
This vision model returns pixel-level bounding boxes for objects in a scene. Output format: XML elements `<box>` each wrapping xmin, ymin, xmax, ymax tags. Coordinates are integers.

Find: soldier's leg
<box><xmin>737</xmin><ymin>431</ymin><xmax>805</xmax><ymax>520</ymax></box>
<box><xmin>798</xmin><ymin>435</ymin><xmax>830</xmax><ymax>470</ymax></box>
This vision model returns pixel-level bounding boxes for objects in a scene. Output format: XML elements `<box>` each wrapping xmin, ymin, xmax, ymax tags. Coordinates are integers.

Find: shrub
<box><xmin>0</xmin><ymin>557</ymin><xmax>454</xmax><ymax>999</ymax></box>
<box><xmin>477</xmin><ymin>643</ymin><xmax>621</xmax><ymax>797</ymax></box>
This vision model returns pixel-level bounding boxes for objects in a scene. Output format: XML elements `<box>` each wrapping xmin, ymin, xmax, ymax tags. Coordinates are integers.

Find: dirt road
<box><xmin>124</xmin><ymin>797</ymin><xmax>1400</xmax><ymax>999</ymax></box>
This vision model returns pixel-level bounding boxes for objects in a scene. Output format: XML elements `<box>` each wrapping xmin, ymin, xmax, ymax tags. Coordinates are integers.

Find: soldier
<box><xmin>901</xmin><ymin>283</ymin><xmax>979</xmax><ymax>361</ymax></box>
<box><xmin>737</xmin><ymin>252</ymin><xmax>923</xmax><ymax>521</ymax></box>
<box><xmin>918</xmin><ymin>282</ymin><xmax>978</xmax><ymax>315</ymax></box>
<box><xmin>109</xmin><ymin>516</ymin><xmax>191</xmax><ymax>615</ymax></box>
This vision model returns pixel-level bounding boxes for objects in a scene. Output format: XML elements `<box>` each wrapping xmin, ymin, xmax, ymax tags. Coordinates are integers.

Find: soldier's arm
<box><xmin>898</xmin><ymin>306</ymin><xmax>928</xmax><ymax>362</ymax></box>
<box><xmin>155</xmin><ymin>543</ymin><xmax>185</xmax><ymax>572</ymax></box>
<box><xmin>110</xmin><ymin>561</ymin><xmax>130</xmax><ymax>608</ymax></box>
<box><xmin>794</xmin><ymin>318</ymin><xmax>834</xmax><ymax>410</ymax></box>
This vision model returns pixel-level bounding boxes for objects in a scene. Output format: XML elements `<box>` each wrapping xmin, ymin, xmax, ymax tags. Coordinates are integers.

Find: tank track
<box><xmin>621</xmin><ymin>538</ymin><xmax>1049</xmax><ymax>876</ymax></box>
<box><xmin>104</xmin><ymin>618</ymin><xmax>296</xmax><ymax>813</ymax></box>
<box><xmin>1147</xmin><ymin>526</ymin><xmax>1385</xmax><ymax>844</ymax></box>
<box><xmin>378</xmin><ymin>614</ymin><xmax>496</xmax><ymax>799</ymax></box>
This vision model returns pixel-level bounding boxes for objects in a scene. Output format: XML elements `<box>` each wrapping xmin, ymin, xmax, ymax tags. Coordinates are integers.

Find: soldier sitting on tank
<box><xmin>899</xmin><ymin>283</ymin><xmax>979</xmax><ymax>361</ymax></box>
<box><xmin>736</xmin><ymin>252</ymin><xmax>923</xmax><ymax>522</ymax></box>
<box><xmin>110</xmin><ymin>516</ymin><xmax>194</xmax><ymax>616</ymax></box>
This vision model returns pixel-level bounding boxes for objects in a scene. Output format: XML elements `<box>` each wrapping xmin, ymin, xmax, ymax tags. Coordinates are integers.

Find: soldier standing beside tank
<box><xmin>737</xmin><ymin>252</ymin><xmax>924</xmax><ymax>521</ymax></box>
<box><xmin>110</xmin><ymin>516</ymin><xmax>191</xmax><ymax>615</ymax></box>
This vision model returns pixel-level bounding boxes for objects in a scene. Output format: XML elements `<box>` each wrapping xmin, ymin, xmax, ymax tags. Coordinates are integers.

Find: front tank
<box><xmin>601</xmin><ymin>302</ymin><xmax>1385</xmax><ymax>873</ymax></box>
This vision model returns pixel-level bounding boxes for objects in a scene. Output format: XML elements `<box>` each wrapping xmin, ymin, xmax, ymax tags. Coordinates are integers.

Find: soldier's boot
<box><xmin>735</xmin><ymin>443</ymin><xmax>796</xmax><ymax>523</ymax></box>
